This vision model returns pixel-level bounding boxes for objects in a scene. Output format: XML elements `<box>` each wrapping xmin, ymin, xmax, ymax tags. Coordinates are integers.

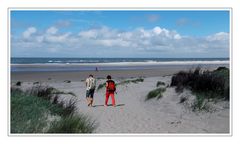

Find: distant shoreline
<box><xmin>11</xmin><ymin>62</ymin><xmax>229</xmax><ymax>73</ymax></box>
<box><xmin>11</xmin><ymin>64</ymin><xmax>229</xmax><ymax>82</ymax></box>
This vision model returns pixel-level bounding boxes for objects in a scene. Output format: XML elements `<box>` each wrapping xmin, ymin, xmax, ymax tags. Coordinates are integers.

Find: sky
<box><xmin>11</xmin><ymin>10</ymin><xmax>230</xmax><ymax>58</ymax></box>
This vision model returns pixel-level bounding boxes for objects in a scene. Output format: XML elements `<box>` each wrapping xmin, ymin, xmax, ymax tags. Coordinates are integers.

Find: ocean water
<box><xmin>11</xmin><ymin>57</ymin><xmax>229</xmax><ymax>64</ymax></box>
<box><xmin>11</xmin><ymin>57</ymin><xmax>229</xmax><ymax>72</ymax></box>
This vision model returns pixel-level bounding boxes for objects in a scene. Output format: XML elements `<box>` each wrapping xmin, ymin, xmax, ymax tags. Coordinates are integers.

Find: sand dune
<box><xmin>11</xmin><ymin>65</ymin><xmax>230</xmax><ymax>134</ymax></box>
<box><xmin>15</xmin><ymin>75</ymin><xmax>229</xmax><ymax>134</ymax></box>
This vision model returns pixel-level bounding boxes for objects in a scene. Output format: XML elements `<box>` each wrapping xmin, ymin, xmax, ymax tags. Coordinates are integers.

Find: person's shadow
<box><xmin>92</xmin><ymin>104</ymin><xmax>125</xmax><ymax>107</ymax></box>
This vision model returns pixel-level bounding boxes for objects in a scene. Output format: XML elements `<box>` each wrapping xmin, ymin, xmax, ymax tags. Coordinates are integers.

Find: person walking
<box><xmin>85</xmin><ymin>74</ymin><xmax>96</xmax><ymax>107</ymax></box>
<box><xmin>105</xmin><ymin>75</ymin><xmax>116</xmax><ymax>107</ymax></box>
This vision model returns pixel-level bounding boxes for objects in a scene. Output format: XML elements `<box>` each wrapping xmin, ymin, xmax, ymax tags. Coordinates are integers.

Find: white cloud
<box><xmin>46</xmin><ymin>26</ymin><xmax>58</xmax><ymax>35</ymax></box>
<box><xmin>45</xmin><ymin>32</ymin><xmax>71</xmax><ymax>43</ymax></box>
<box><xmin>79</xmin><ymin>27</ymin><xmax>119</xmax><ymax>39</ymax></box>
<box><xmin>79</xmin><ymin>30</ymin><xmax>97</xmax><ymax>38</ymax></box>
<box><xmin>13</xmin><ymin>25</ymin><xmax>229</xmax><ymax>57</ymax></box>
<box><xmin>153</xmin><ymin>27</ymin><xmax>162</xmax><ymax>35</ymax></box>
<box><xmin>206</xmin><ymin>32</ymin><xmax>229</xmax><ymax>41</ymax></box>
<box><xmin>174</xmin><ymin>34</ymin><xmax>181</xmax><ymax>40</ymax></box>
<box><xmin>22</xmin><ymin>27</ymin><xmax>37</xmax><ymax>39</ymax></box>
<box><xmin>36</xmin><ymin>36</ymin><xmax>44</xmax><ymax>43</ymax></box>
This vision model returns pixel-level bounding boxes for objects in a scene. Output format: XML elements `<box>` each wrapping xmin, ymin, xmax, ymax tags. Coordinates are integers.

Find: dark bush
<box><xmin>216</xmin><ymin>67</ymin><xmax>228</xmax><ymax>71</ymax></box>
<box><xmin>16</xmin><ymin>81</ymin><xmax>22</xmax><ymax>86</ymax></box>
<box><xmin>97</xmin><ymin>83</ymin><xmax>105</xmax><ymax>91</ymax></box>
<box><xmin>64</xmin><ymin>80</ymin><xmax>71</xmax><ymax>83</ymax></box>
<box><xmin>47</xmin><ymin>114</ymin><xmax>96</xmax><ymax>133</ymax></box>
<box><xmin>179</xmin><ymin>97</ymin><xmax>187</xmax><ymax>103</ymax></box>
<box><xmin>33</xmin><ymin>81</ymin><xmax>40</xmax><ymax>85</ymax></box>
<box><xmin>171</xmin><ymin>67</ymin><xmax>229</xmax><ymax>100</ymax></box>
<box><xmin>145</xmin><ymin>88</ymin><xmax>166</xmax><ymax>101</ymax></box>
<box><xmin>156</xmin><ymin>81</ymin><xmax>165</xmax><ymax>87</ymax></box>
<box><xmin>11</xmin><ymin>87</ymin><xmax>95</xmax><ymax>133</ymax></box>
<box><xmin>61</xmin><ymin>99</ymin><xmax>76</xmax><ymax>116</ymax></box>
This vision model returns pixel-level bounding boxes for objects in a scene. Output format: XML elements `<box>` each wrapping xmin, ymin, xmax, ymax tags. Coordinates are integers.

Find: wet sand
<box><xmin>11</xmin><ymin>64</ymin><xmax>225</xmax><ymax>82</ymax></box>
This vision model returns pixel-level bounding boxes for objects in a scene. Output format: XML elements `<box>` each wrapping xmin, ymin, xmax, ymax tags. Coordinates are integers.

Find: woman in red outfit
<box><xmin>105</xmin><ymin>75</ymin><xmax>116</xmax><ymax>107</ymax></box>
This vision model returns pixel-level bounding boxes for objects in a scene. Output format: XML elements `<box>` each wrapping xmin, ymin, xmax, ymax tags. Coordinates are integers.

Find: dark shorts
<box><xmin>86</xmin><ymin>89</ymin><xmax>95</xmax><ymax>98</ymax></box>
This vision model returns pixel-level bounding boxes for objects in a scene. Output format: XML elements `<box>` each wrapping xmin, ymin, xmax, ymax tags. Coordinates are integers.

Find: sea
<box><xmin>11</xmin><ymin>57</ymin><xmax>230</xmax><ymax>72</ymax></box>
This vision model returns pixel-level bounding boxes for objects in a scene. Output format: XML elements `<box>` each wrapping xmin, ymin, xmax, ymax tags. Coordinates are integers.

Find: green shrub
<box><xmin>97</xmin><ymin>83</ymin><xmax>105</xmax><ymax>91</ymax></box>
<box><xmin>192</xmin><ymin>93</ymin><xmax>209</xmax><ymax>111</ymax></box>
<box><xmin>60</xmin><ymin>99</ymin><xmax>76</xmax><ymax>117</ymax></box>
<box><xmin>118</xmin><ymin>78</ymin><xmax>144</xmax><ymax>85</ymax></box>
<box><xmin>27</xmin><ymin>86</ymin><xmax>76</xmax><ymax>99</ymax></box>
<box><xmin>16</xmin><ymin>81</ymin><xmax>22</xmax><ymax>86</ymax></box>
<box><xmin>11</xmin><ymin>87</ymin><xmax>95</xmax><ymax>133</ymax></box>
<box><xmin>171</xmin><ymin>67</ymin><xmax>229</xmax><ymax>100</ymax></box>
<box><xmin>11</xmin><ymin>88</ymin><xmax>55</xmax><ymax>133</ymax></box>
<box><xmin>156</xmin><ymin>81</ymin><xmax>165</xmax><ymax>87</ymax></box>
<box><xmin>131</xmin><ymin>78</ymin><xmax>144</xmax><ymax>83</ymax></box>
<box><xmin>145</xmin><ymin>88</ymin><xmax>166</xmax><ymax>101</ymax></box>
<box><xmin>48</xmin><ymin>114</ymin><xmax>96</xmax><ymax>133</ymax></box>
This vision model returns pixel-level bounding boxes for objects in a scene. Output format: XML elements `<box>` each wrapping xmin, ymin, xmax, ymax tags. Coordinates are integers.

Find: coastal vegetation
<box><xmin>97</xmin><ymin>77</ymin><xmax>144</xmax><ymax>91</ymax></box>
<box><xmin>145</xmin><ymin>87</ymin><xmax>166</xmax><ymax>101</ymax></box>
<box><xmin>171</xmin><ymin>67</ymin><xmax>229</xmax><ymax>111</ymax></box>
<box><xmin>97</xmin><ymin>83</ymin><xmax>105</xmax><ymax>91</ymax></box>
<box><xmin>27</xmin><ymin>85</ymin><xmax>77</xmax><ymax>97</ymax></box>
<box><xmin>117</xmin><ymin>77</ymin><xmax>144</xmax><ymax>85</ymax></box>
<box><xmin>156</xmin><ymin>81</ymin><xmax>165</xmax><ymax>87</ymax></box>
<box><xmin>11</xmin><ymin>86</ymin><xmax>96</xmax><ymax>133</ymax></box>
<box><xmin>16</xmin><ymin>81</ymin><xmax>21</xmax><ymax>86</ymax></box>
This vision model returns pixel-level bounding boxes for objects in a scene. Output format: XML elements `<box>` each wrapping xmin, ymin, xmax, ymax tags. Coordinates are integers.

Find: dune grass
<box><xmin>145</xmin><ymin>87</ymin><xmax>166</xmax><ymax>101</ymax></box>
<box><xmin>97</xmin><ymin>83</ymin><xmax>106</xmax><ymax>91</ymax></box>
<box><xmin>27</xmin><ymin>85</ymin><xmax>76</xmax><ymax>98</ymax></box>
<box><xmin>16</xmin><ymin>81</ymin><xmax>22</xmax><ymax>86</ymax></box>
<box><xmin>171</xmin><ymin>66</ymin><xmax>229</xmax><ymax>111</ymax></box>
<box><xmin>192</xmin><ymin>93</ymin><xmax>209</xmax><ymax>111</ymax></box>
<box><xmin>48</xmin><ymin>114</ymin><xmax>96</xmax><ymax>133</ymax></box>
<box><xmin>117</xmin><ymin>77</ymin><xmax>144</xmax><ymax>86</ymax></box>
<box><xmin>11</xmin><ymin>88</ymin><xmax>51</xmax><ymax>133</ymax></box>
<box><xmin>156</xmin><ymin>81</ymin><xmax>165</xmax><ymax>87</ymax></box>
<box><xmin>11</xmin><ymin>87</ymin><xmax>95</xmax><ymax>133</ymax></box>
<box><xmin>97</xmin><ymin>77</ymin><xmax>144</xmax><ymax>91</ymax></box>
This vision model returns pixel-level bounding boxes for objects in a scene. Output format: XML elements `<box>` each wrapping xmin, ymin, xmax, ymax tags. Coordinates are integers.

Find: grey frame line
<box><xmin>7</xmin><ymin>7</ymin><xmax>233</xmax><ymax>137</ymax></box>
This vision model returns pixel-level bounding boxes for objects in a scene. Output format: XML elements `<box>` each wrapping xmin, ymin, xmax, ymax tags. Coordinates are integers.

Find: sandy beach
<box><xmin>11</xmin><ymin>65</ymin><xmax>230</xmax><ymax>134</ymax></box>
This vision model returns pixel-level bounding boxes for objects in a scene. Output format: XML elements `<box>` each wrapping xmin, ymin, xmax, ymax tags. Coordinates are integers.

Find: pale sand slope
<box><xmin>28</xmin><ymin>75</ymin><xmax>228</xmax><ymax>134</ymax></box>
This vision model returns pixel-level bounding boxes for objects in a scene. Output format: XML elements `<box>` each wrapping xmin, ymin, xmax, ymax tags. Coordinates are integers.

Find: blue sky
<box><xmin>11</xmin><ymin>10</ymin><xmax>230</xmax><ymax>58</ymax></box>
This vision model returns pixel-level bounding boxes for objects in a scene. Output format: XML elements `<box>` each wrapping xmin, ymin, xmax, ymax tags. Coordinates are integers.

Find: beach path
<box><xmin>46</xmin><ymin>76</ymin><xmax>229</xmax><ymax>133</ymax></box>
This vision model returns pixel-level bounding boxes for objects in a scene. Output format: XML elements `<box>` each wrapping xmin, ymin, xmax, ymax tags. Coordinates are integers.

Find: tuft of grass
<box><xmin>47</xmin><ymin>114</ymin><xmax>96</xmax><ymax>133</ymax></box>
<box><xmin>97</xmin><ymin>77</ymin><xmax>144</xmax><ymax>90</ymax></box>
<box><xmin>171</xmin><ymin>67</ymin><xmax>229</xmax><ymax>100</ymax></box>
<box><xmin>192</xmin><ymin>93</ymin><xmax>209</xmax><ymax>111</ymax></box>
<box><xmin>118</xmin><ymin>77</ymin><xmax>144</xmax><ymax>85</ymax></box>
<box><xmin>145</xmin><ymin>87</ymin><xmax>166</xmax><ymax>101</ymax></box>
<box><xmin>179</xmin><ymin>97</ymin><xmax>187</xmax><ymax>103</ymax></box>
<box><xmin>156</xmin><ymin>81</ymin><xmax>165</xmax><ymax>87</ymax></box>
<box><xmin>33</xmin><ymin>81</ymin><xmax>40</xmax><ymax>85</ymax></box>
<box><xmin>171</xmin><ymin>67</ymin><xmax>229</xmax><ymax>111</ymax></box>
<box><xmin>52</xmin><ymin>95</ymin><xmax>59</xmax><ymax>104</ymax></box>
<box><xmin>60</xmin><ymin>99</ymin><xmax>76</xmax><ymax>117</ymax></box>
<box><xmin>64</xmin><ymin>80</ymin><xmax>71</xmax><ymax>83</ymax></box>
<box><xmin>11</xmin><ymin>88</ymin><xmax>56</xmax><ymax>133</ymax></box>
<box><xmin>97</xmin><ymin>83</ymin><xmax>105</xmax><ymax>91</ymax></box>
<box><xmin>130</xmin><ymin>78</ymin><xmax>144</xmax><ymax>83</ymax></box>
<box><xmin>54</xmin><ymin>91</ymin><xmax>77</xmax><ymax>97</ymax></box>
<box><xmin>11</xmin><ymin>86</ymin><xmax>95</xmax><ymax>133</ymax></box>
<box><xmin>66</xmin><ymin>92</ymin><xmax>76</xmax><ymax>97</ymax></box>
<box><xmin>27</xmin><ymin>86</ymin><xmax>76</xmax><ymax>98</ymax></box>
<box><xmin>16</xmin><ymin>81</ymin><xmax>22</xmax><ymax>86</ymax></box>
